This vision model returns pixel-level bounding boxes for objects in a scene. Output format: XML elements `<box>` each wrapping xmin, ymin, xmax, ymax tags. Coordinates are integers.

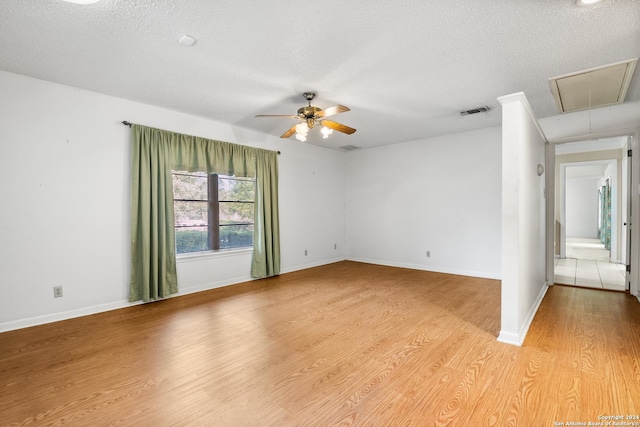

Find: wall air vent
<box><xmin>460</xmin><ymin>106</ymin><xmax>491</xmax><ymax>116</ymax></box>
<box><xmin>339</xmin><ymin>145</ymin><xmax>361</xmax><ymax>151</ymax></box>
<box><xmin>549</xmin><ymin>58</ymin><xmax>638</xmax><ymax>113</ymax></box>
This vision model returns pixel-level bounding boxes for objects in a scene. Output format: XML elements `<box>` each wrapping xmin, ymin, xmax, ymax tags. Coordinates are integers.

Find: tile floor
<box><xmin>554</xmin><ymin>238</ymin><xmax>627</xmax><ymax>291</ymax></box>
<box><xmin>554</xmin><ymin>258</ymin><xmax>627</xmax><ymax>291</ymax></box>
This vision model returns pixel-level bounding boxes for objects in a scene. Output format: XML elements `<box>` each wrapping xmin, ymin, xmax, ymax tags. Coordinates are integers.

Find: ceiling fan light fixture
<box><xmin>321</xmin><ymin>126</ymin><xmax>333</xmax><ymax>139</ymax></box>
<box><xmin>256</xmin><ymin>92</ymin><xmax>356</xmax><ymax>140</ymax></box>
<box><xmin>295</xmin><ymin>122</ymin><xmax>309</xmax><ymax>141</ymax></box>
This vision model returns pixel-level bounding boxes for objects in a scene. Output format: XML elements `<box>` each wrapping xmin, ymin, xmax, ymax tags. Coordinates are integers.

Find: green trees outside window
<box><xmin>172</xmin><ymin>171</ymin><xmax>255</xmax><ymax>254</ymax></box>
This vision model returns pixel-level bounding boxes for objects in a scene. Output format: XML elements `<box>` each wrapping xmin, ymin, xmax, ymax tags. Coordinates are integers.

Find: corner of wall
<box><xmin>497</xmin><ymin>330</ymin><xmax>523</xmax><ymax>346</ymax></box>
<box><xmin>497</xmin><ymin>281</ymin><xmax>548</xmax><ymax>347</ymax></box>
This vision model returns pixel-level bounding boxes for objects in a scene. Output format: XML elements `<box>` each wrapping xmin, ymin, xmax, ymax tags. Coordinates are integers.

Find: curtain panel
<box><xmin>252</xmin><ymin>149</ymin><xmax>281</xmax><ymax>277</ymax></box>
<box><xmin>129</xmin><ymin>124</ymin><xmax>280</xmax><ymax>303</ymax></box>
<box><xmin>129</xmin><ymin>126</ymin><xmax>178</xmax><ymax>302</ymax></box>
<box><xmin>600</xmin><ymin>181</ymin><xmax>611</xmax><ymax>251</ymax></box>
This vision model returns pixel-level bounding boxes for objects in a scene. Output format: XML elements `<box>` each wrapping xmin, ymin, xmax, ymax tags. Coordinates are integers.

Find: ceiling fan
<box><xmin>256</xmin><ymin>92</ymin><xmax>356</xmax><ymax>141</ymax></box>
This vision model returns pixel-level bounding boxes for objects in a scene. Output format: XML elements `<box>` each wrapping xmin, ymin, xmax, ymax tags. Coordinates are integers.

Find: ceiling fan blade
<box><xmin>255</xmin><ymin>114</ymin><xmax>301</xmax><ymax>119</ymax></box>
<box><xmin>316</xmin><ymin>105</ymin><xmax>350</xmax><ymax>118</ymax></box>
<box><xmin>280</xmin><ymin>124</ymin><xmax>298</xmax><ymax>138</ymax></box>
<box><xmin>321</xmin><ymin>120</ymin><xmax>356</xmax><ymax>135</ymax></box>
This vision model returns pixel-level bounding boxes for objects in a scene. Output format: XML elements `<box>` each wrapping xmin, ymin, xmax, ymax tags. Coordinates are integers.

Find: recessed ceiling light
<box><xmin>178</xmin><ymin>35</ymin><xmax>197</xmax><ymax>47</ymax></box>
<box><xmin>62</xmin><ymin>0</ymin><xmax>100</xmax><ymax>4</ymax></box>
<box><xmin>576</xmin><ymin>0</ymin><xmax>604</xmax><ymax>6</ymax></box>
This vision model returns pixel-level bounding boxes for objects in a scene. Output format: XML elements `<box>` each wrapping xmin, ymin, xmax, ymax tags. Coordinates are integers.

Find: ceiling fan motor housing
<box><xmin>298</xmin><ymin>106</ymin><xmax>322</xmax><ymax>128</ymax></box>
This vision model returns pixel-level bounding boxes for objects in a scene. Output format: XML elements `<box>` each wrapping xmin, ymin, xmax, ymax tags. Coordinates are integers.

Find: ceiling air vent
<box><xmin>460</xmin><ymin>106</ymin><xmax>491</xmax><ymax>116</ymax></box>
<box><xmin>549</xmin><ymin>58</ymin><xmax>638</xmax><ymax>113</ymax></box>
<box><xmin>339</xmin><ymin>145</ymin><xmax>361</xmax><ymax>151</ymax></box>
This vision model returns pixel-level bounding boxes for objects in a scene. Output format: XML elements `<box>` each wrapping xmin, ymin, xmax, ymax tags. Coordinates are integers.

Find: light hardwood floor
<box><xmin>1</xmin><ymin>261</ymin><xmax>639</xmax><ymax>426</ymax></box>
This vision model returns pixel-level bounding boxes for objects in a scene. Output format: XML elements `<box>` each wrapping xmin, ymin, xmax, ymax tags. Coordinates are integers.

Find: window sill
<box><xmin>176</xmin><ymin>247</ymin><xmax>253</xmax><ymax>263</ymax></box>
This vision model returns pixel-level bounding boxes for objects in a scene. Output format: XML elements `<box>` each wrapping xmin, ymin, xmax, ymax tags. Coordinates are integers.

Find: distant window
<box><xmin>172</xmin><ymin>171</ymin><xmax>255</xmax><ymax>254</ymax></box>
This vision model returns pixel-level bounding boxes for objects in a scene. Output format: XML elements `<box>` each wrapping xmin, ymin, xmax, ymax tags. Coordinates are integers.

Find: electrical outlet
<box><xmin>53</xmin><ymin>286</ymin><xmax>63</xmax><ymax>298</ymax></box>
<box><xmin>305</xmin><ymin>249</ymin><xmax>308</xmax><ymax>256</ymax></box>
<box><xmin>334</xmin><ymin>243</ymin><xmax>337</xmax><ymax>250</ymax></box>
<box><xmin>426</xmin><ymin>251</ymin><xmax>431</xmax><ymax>258</ymax></box>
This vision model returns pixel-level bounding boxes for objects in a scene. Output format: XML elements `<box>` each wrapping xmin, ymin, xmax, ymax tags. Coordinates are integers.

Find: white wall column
<box><xmin>498</xmin><ymin>92</ymin><xmax>548</xmax><ymax>346</ymax></box>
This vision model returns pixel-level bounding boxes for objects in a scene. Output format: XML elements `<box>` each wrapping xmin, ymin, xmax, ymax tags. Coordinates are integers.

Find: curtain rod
<box><xmin>121</xmin><ymin>121</ymin><xmax>280</xmax><ymax>155</ymax></box>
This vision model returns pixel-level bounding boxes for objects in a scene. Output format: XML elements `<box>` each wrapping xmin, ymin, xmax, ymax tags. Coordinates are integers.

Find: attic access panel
<box><xmin>549</xmin><ymin>58</ymin><xmax>638</xmax><ymax>113</ymax></box>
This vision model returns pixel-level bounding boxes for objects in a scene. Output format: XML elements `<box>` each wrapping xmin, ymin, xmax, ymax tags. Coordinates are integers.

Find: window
<box><xmin>172</xmin><ymin>171</ymin><xmax>255</xmax><ymax>254</ymax></box>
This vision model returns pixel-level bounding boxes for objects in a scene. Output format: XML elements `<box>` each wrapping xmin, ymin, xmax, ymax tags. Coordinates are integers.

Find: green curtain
<box><xmin>600</xmin><ymin>181</ymin><xmax>611</xmax><ymax>251</ymax></box>
<box><xmin>598</xmin><ymin>188</ymin><xmax>602</xmax><ymax>241</ymax></box>
<box><xmin>129</xmin><ymin>124</ymin><xmax>280</xmax><ymax>303</ymax></box>
<box><xmin>129</xmin><ymin>125</ymin><xmax>178</xmax><ymax>302</ymax></box>
<box><xmin>252</xmin><ymin>149</ymin><xmax>281</xmax><ymax>277</ymax></box>
<box><xmin>173</xmin><ymin>135</ymin><xmax>256</xmax><ymax>177</ymax></box>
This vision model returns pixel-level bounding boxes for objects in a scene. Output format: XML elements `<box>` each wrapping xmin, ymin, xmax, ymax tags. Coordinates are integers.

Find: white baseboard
<box><xmin>176</xmin><ymin>256</ymin><xmax>348</xmax><ymax>295</ymax></box>
<box><xmin>177</xmin><ymin>274</ymin><xmax>255</xmax><ymax>296</ymax></box>
<box><xmin>280</xmin><ymin>257</ymin><xmax>346</xmax><ymax>274</ymax></box>
<box><xmin>0</xmin><ymin>257</ymin><xmax>502</xmax><ymax>334</ymax></box>
<box><xmin>346</xmin><ymin>257</ymin><xmax>501</xmax><ymax>281</ymax></box>
<box><xmin>519</xmin><ymin>281</ymin><xmax>549</xmax><ymax>341</ymax></box>
<box><xmin>0</xmin><ymin>299</ymin><xmax>143</xmax><ymax>333</ymax></box>
<box><xmin>497</xmin><ymin>331</ymin><xmax>522</xmax><ymax>346</ymax></box>
<box><xmin>0</xmin><ymin>257</ymin><xmax>348</xmax><ymax>334</ymax></box>
<box><xmin>497</xmin><ymin>281</ymin><xmax>549</xmax><ymax>347</ymax></box>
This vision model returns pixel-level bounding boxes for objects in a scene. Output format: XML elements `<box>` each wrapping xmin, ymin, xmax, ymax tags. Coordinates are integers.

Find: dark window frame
<box><xmin>173</xmin><ymin>171</ymin><xmax>255</xmax><ymax>254</ymax></box>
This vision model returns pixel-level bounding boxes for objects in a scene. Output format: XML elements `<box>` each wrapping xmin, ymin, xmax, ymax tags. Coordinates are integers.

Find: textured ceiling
<box><xmin>1</xmin><ymin>0</ymin><xmax>639</xmax><ymax>150</ymax></box>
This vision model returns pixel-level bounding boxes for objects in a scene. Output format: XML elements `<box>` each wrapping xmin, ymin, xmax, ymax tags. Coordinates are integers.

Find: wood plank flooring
<box><xmin>1</xmin><ymin>261</ymin><xmax>639</xmax><ymax>426</ymax></box>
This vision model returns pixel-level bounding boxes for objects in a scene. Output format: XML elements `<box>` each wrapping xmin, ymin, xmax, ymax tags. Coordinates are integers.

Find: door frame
<box><xmin>548</xmin><ymin>128</ymin><xmax>639</xmax><ymax>297</ymax></box>
<box><xmin>625</xmin><ymin>136</ymin><xmax>632</xmax><ymax>290</ymax></box>
<box><xmin>558</xmin><ymin>159</ymin><xmax>618</xmax><ymax>261</ymax></box>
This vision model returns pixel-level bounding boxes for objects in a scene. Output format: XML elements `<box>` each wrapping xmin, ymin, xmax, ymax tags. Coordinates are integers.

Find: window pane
<box><xmin>219</xmin><ymin>176</ymin><xmax>255</xmax><ymax>202</ymax></box>
<box><xmin>176</xmin><ymin>227</ymin><xmax>209</xmax><ymax>254</ymax></box>
<box><xmin>172</xmin><ymin>172</ymin><xmax>256</xmax><ymax>253</ymax></box>
<box><xmin>220</xmin><ymin>224</ymin><xmax>253</xmax><ymax>249</ymax></box>
<box><xmin>219</xmin><ymin>201</ymin><xmax>254</xmax><ymax>224</ymax></box>
<box><xmin>174</xmin><ymin>201</ymin><xmax>208</xmax><ymax>227</ymax></box>
<box><xmin>173</xmin><ymin>172</ymin><xmax>208</xmax><ymax>200</ymax></box>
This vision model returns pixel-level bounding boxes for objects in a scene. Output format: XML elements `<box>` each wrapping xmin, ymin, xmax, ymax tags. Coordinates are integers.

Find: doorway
<box><xmin>553</xmin><ymin>136</ymin><xmax>629</xmax><ymax>291</ymax></box>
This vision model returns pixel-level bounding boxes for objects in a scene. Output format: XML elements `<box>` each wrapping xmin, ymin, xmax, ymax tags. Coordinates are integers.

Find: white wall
<box><xmin>565</xmin><ymin>176</ymin><xmax>600</xmax><ymax>238</ymax></box>
<box><xmin>540</xmin><ymin>102</ymin><xmax>640</xmax><ymax>143</ymax></box>
<box><xmin>0</xmin><ymin>70</ymin><xmax>345</xmax><ymax>331</ymax></box>
<box><xmin>345</xmin><ymin>127</ymin><xmax>502</xmax><ymax>279</ymax></box>
<box><xmin>498</xmin><ymin>93</ymin><xmax>547</xmax><ymax>346</ymax></box>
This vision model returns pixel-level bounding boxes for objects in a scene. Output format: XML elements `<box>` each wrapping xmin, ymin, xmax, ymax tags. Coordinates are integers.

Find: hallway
<box><xmin>554</xmin><ymin>238</ymin><xmax>626</xmax><ymax>291</ymax></box>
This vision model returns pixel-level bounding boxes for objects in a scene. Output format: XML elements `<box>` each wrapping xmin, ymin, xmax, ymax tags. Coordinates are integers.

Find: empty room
<box><xmin>1</xmin><ymin>1</ymin><xmax>640</xmax><ymax>425</ymax></box>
